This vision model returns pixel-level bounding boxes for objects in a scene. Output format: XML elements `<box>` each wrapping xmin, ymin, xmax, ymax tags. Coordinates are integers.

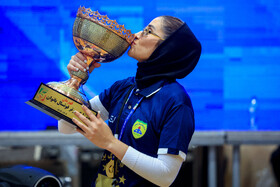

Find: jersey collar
<box><xmin>134</xmin><ymin>79</ymin><xmax>166</xmax><ymax>98</ymax></box>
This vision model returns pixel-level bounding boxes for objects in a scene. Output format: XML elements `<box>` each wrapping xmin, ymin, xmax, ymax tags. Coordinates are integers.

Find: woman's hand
<box><xmin>72</xmin><ymin>105</ymin><xmax>128</xmax><ymax>160</ymax></box>
<box><xmin>67</xmin><ymin>52</ymin><xmax>101</xmax><ymax>76</ymax></box>
<box><xmin>72</xmin><ymin>105</ymin><xmax>114</xmax><ymax>150</ymax></box>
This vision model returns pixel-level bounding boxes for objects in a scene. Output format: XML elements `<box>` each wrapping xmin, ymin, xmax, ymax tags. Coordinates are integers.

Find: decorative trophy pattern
<box><xmin>26</xmin><ymin>6</ymin><xmax>135</xmax><ymax>125</ymax></box>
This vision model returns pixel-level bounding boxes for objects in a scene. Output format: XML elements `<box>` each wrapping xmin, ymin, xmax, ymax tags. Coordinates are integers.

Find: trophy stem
<box><xmin>46</xmin><ymin>56</ymin><xmax>95</xmax><ymax>107</ymax></box>
<box><xmin>46</xmin><ymin>74</ymin><xmax>89</xmax><ymax>107</ymax></box>
<box><xmin>64</xmin><ymin>76</ymin><xmax>83</xmax><ymax>90</ymax></box>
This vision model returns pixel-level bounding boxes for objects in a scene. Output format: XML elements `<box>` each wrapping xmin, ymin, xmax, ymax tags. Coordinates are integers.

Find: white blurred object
<box><xmin>256</xmin><ymin>167</ymin><xmax>278</xmax><ymax>187</ymax></box>
<box><xmin>249</xmin><ymin>96</ymin><xmax>258</xmax><ymax>130</ymax></box>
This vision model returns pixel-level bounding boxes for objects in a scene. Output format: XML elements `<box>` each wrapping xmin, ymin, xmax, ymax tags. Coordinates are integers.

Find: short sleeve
<box><xmin>157</xmin><ymin>104</ymin><xmax>194</xmax><ymax>160</ymax></box>
<box><xmin>98</xmin><ymin>77</ymin><xmax>135</xmax><ymax>113</ymax></box>
<box><xmin>98</xmin><ymin>79</ymin><xmax>124</xmax><ymax>111</ymax></box>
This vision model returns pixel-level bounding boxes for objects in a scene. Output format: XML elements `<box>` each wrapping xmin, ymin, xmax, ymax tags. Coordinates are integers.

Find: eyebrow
<box><xmin>147</xmin><ymin>24</ymin><xmax>156</xmax><ymax>30</ymax></box>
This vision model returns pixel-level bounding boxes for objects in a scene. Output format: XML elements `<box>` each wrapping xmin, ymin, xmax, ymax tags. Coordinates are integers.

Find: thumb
<box><xmin>89</xmin><ymin>62</ymin><xmax>101</xmax><ymax>73</ymax></box>
<box><xmin>97</xmin><ymin>111</ymin><xmax>101</xmax><ymax>119</ymax></box>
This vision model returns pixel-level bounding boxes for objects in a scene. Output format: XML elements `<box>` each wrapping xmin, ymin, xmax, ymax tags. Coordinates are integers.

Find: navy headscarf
<box><xmin>135</xmin><ymin>23</ymin><xmax>202</xmax><ymax>89</ymax></box>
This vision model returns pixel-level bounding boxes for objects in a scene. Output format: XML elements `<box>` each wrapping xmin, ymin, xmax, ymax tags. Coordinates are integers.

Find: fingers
<box><xmin>72</xmin><ymin>108</ymin><xmax>103</xmax><ymax>138</ymax></box>
<box><xmin>81</xmin><ymin>105</ymin><xmax>98</xmax><ymax>122</ymax></box>
<box><xmin>67</xmin><ymin>52</ymin><xmax>89</xmax><ymax>74</ymax></box>
<box><xmin>72</xmin><ymin>106</ymin><xmax>100</xmax><ymax>130</ymax></box>
<box><xmin>72</xmin><ymin>55</ymin><xmax>88</xmax><ymax>71</ymax></box>
<box><xmin>72</xmin><ymin>116</ymin><xmax>89</xmax><ymax>134</ymax></box>
<box><xmin>76</xmin><ymin>52</ymin><xmax>87</xmax><ymax>62</ymax></box>
<box><xmin>67</xmin><ymin>63</ymin><xmax>78</xmax><ymax>73</ymax></box>
<box><xmin>68</xmin><ymin>52</ymin><xmax>102</xmax><ymax>75</ymax></box>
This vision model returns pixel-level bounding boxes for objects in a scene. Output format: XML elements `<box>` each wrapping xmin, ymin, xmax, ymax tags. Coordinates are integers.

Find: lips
<box><xmin>131</xmin><ymin>36</ymin><xmax>138</xmax><ymax>46</ymax></box>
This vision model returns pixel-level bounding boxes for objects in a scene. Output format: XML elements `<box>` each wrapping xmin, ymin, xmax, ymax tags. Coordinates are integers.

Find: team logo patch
<box><xmin>132</xmin><ymin>119</ymin><xmax>147</xmax><ymax>139</ymax></box>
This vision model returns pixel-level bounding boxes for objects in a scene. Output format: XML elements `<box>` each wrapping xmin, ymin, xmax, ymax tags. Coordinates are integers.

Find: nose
<box><xmin>134</xmin><ymin>31</ymin><xmax>142</xmax><ymax>39</ymax></box>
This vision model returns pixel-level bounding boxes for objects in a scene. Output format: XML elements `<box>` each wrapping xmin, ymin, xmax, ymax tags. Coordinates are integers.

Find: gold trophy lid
<box><xmin>77</xmin><ymin>6</ymin><xmax>135</xmax><ymax>44</ymax></box>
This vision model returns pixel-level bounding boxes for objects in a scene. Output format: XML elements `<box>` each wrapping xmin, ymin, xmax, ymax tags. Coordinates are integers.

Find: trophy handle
<box><xmin>85</xmin><ymin>56</ymin><xmax>95</xmax><ymax>73</ymax></box>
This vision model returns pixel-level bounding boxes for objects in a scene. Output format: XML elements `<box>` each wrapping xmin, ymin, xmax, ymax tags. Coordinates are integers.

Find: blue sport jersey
<box><xmin>92</xmin><ymin>77</ymin><xmax>195</xmax><ymax>186</ymax></box>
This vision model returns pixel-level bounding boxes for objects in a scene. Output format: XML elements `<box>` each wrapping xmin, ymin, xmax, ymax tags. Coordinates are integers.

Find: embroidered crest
<box><xmin>132</xmin><ymin>119</ymin><xmax>147</xmax><ymax>139</ymax></box>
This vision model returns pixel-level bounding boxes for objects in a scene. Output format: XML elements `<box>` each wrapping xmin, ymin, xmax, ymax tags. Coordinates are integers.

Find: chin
<box><xmin>127</xmin><ymin>48</ymin><xmax>142</xmax><ymax>61</ymax></box>
<box><xmin>127</xmin><ymin>49</ymin><xmax>135</xmax><ymax>58</ymax></box>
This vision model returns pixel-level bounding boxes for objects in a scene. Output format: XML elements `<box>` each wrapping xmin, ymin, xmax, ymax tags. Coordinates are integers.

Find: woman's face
<box><xmin>128</xmin><ymin>17</ymin><xmax>165</xmax><ymax>62</ymax></box>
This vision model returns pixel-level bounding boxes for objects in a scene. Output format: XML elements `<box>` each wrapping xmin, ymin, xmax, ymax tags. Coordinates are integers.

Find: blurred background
<box><xmin>0</xmin><ymin>0</ymin><xmax>280</xmax><ymax>187</ymax></box>
<box><xmin>1</xmin><ymin>0</ymin><xmax>280</xmax><ymax>131</ymax></box>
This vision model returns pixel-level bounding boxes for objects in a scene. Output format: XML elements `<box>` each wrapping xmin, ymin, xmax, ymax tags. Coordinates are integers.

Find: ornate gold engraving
<box><xmin>77</xmin><ymin>6</ymin><xmax>135</xmax><ymax>44</ymax></box>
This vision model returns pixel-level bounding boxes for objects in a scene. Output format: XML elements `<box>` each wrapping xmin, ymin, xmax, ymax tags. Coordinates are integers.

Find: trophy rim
<box><xmin>77</xmin><ymin>6</ymin><xmax>135</xmax><ymax>44</ymax></box>
<box><xmin>72</xmin><ymin>16</ymin><xmax>131</xmax><ymax>62</ymax></box>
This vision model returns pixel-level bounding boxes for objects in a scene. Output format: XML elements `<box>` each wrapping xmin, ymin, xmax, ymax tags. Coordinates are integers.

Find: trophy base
<box><xmin>26</xmin><ymin>83</ymin><xmax>97</xmax><ymax>126</ymax></box>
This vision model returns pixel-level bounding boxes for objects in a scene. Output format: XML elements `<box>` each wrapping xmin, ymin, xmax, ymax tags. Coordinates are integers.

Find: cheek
<box><xmin>140</xmin><ymin>39</ymin><xmax>158</xmax><ymax>50</ymax></box>
<box><xmin>137</xmin><ymin>41</ymin><xmax>158</xmax><ymax>58</ymax></box>
<box><xmin>127</xmin><ymin>39</ymin><xmax>159</xmax><ymax>61</ymax></box>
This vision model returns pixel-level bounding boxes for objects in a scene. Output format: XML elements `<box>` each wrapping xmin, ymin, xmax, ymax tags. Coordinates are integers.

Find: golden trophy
<box><xmin>26</xmin><ymin>6</ymin><xmax>135</xmax><ymax>125</ymax></box>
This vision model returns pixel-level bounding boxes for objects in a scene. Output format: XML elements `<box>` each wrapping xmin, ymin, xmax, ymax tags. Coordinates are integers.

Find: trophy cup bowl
<box><xmin>26</xmin><ymin>7</ymin><xmax>135</xmax><ymax>125</ymax></box>
<box><xmin>47</xmin><ymin>6</ymin><xmax>135</xmax><ymax>107</ymax></box>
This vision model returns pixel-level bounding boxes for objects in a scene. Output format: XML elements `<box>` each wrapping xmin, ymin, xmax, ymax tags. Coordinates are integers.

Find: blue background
<box><xmin>0</xmin><ymin>0</ymin><xmax>279</xmax><ymax>131</ymax></box>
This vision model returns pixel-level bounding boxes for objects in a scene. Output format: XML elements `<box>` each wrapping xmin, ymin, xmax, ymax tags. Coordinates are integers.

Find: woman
<box><xmin>59</xmin><ymin>15</ymin><xmax>201</xmax><ymax>186</ymax></box>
